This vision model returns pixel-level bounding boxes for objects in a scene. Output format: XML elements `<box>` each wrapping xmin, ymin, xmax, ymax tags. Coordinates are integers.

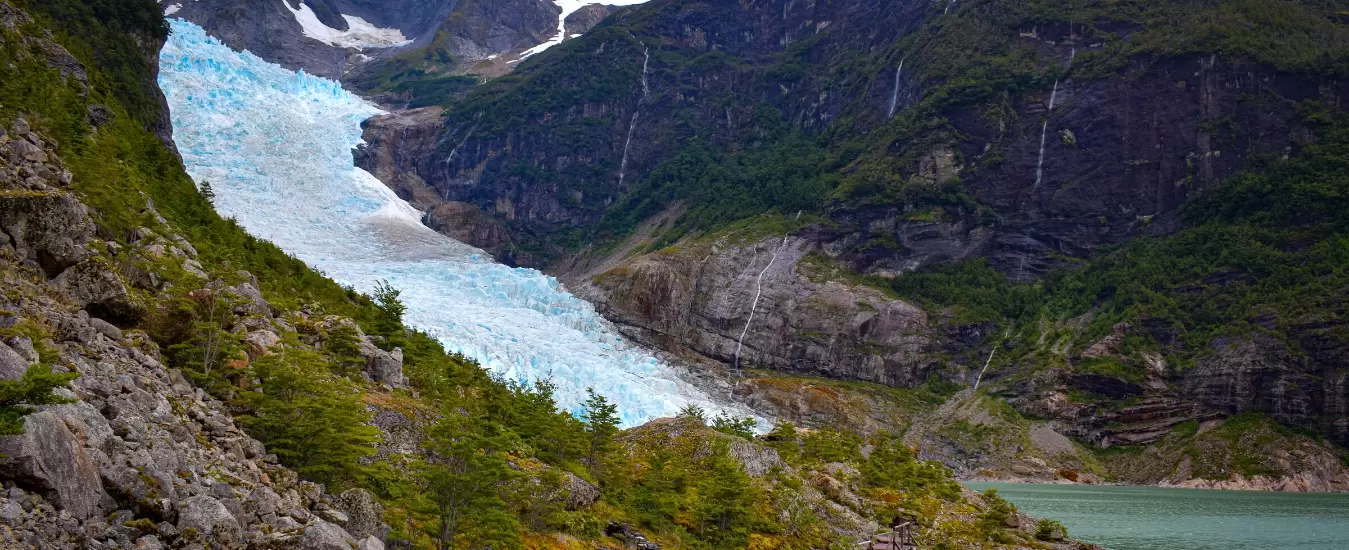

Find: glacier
<box><xmin>158</xmin><ymin>19</ymin><xmax>760</xmax><ymax>427</ymax></box>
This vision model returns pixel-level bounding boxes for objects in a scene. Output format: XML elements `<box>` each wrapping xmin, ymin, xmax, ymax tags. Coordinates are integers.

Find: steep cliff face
<box><xmin>356</xmin><ymin>0</ymin><xmax>932</xmax><ymax>265</ymax></box>
<box><xmin>356</xmin><ymin>0</ymin><xmax>1345</xmax><ymax>275</ymax></box>
<box><xmin>1184</xmin><ymin>334</ymin><xmax>1349</xmax><ymax>445</ymax></box>
<box><xmin>569</xmin><ymin>230</ymin><xmax>932</xmax><ymax>386</ymax></box>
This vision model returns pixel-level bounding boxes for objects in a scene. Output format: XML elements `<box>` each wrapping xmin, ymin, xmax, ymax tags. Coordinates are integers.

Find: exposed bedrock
<box><xmin>568</xmin><ymin>234</ymin><xmax>934</xmax><ymax>387</ymax></box>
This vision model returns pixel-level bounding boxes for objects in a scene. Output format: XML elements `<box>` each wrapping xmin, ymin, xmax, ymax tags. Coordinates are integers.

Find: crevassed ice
<box><xmin>282</xmin><ymin>1</ymin><xmax>410</xmax><ymax>50</ymax></box>
<box><xmin>158</xmin><ymin>19</ymin><xmax>758</xmax><ymax>428</ymax></box>
<box><xmin>519</xmin><ymin>0</ymin><xmax>650</xmax><ymax>58</ymax></box>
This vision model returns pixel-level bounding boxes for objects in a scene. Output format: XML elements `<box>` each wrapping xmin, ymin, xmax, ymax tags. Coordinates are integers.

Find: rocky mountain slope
<box><xmin>349</xmin><ymin>0</ymin><xmax>1349</xmax><ymax>489</ymax></box>
<box><xmin>1</xmin><ymin>98</ymin><xmax>386</xmax><ymax>550</ymax></box>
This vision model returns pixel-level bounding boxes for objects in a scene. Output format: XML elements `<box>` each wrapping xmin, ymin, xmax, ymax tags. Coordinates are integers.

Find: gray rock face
<box><xmin>563</xmin><ymin>473</ymin><xmax>599</xmax><ymax>511</ymax></box>
<box><xmin>300</xmin><ymin>520</ymin><xmax>357</xmax><ymax>550</ymax></box>
<box><xmin>335</xmin><ymin>488</ymin><xmax>385</xmax><ymax>540</ymax></box>
<box><xmin>1184</xmin><ymin>334</ymin><xmax>1349</xmax><ymax>446</ymax></box>
<box><xmin>0</xmin><ymin>410</ymin><xmax>113</xmax><ymax>520</ymax></box>
<box><xmin>0</xmin><ymin>341</ymin><xmax>28</xmax><ymax>381</ymax></box>
<box><xmin>52</xmin><ymin>259</ymin><xmax>145</xmax><ymax>323</ymax></box>
<box><xmin>176</xmin><ymin>0</ymin><xmax>560</xmax><ymax>81</ymax></box>
<box><xmin>176</xmin><ymin>495</ymin><xmax>242</xmax><ymax>544</ymax></box>
<box><xmin>366</xmin><ymin>346</ymin><xmax>405</xmax><ymax>387</ymax></box>
<box><xmin>87</xmin><ymin>316</ymin><xmax>123</xmax><ymax>341</ymax></box>
<box><xmin>571</xmin><ymin>235</ymin><xmax>932</xmax><ymax>387</ymax></box>
<box><xmin>0</xmin><ymin>192</ymin><xmax>93</xmax><ymax>276</ymax></box>
<box><xmin>563</xmin><ymin>4</ymin><xmax>618</xmax><ymax>36</ymax></box>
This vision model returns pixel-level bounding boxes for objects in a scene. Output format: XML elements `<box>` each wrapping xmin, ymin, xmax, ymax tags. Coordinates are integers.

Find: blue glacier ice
<box><xmin>157</xmin><ymin>19</ymin><xmax>759</xmax><ymax>427</ymax></box>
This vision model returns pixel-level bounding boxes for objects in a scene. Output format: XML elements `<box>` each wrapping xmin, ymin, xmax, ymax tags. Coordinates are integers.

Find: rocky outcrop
<box><xmin>564</xmin><ymin>4</ymin><xmax>619</xmax><ymax>36</ymax></box>
<box><xmin>570</xmin><ymin>233</ymin><xmax>932</xmax><ymax>387</ymax></box>
<box><xmin>0</xmin><ymin>409</ymin><xmax>114</xmax><ymax>521</ymax></box>
<box><xmin>1184</xmin><ymin>334</ymin><xmax>1349</xmax><ymax>446</ymax></box>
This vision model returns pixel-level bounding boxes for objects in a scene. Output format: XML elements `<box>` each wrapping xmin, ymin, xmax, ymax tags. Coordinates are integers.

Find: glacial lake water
<box><xmin>964</xmin><ymin>482</ymin><xmax>1349</xmax><ymax>550</ymax></box>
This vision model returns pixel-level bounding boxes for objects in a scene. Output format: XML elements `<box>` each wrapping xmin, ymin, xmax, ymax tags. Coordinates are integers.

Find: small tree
<box><xmin>694</xmin><ymin>442</ymin><xmax>758</xmax><ymax>546</ymax></box>
<box><xmin>581</xmin><ymin>388</ymin><xmax>620</xmax><ymax>479</ymax></box>
<box><xmin>0</xmin><ymin>364</ymin><xmax>77</xmax><ymax>435</ymax></box>
<box><xmin>241</xmin><ymin>344</ymin><xmax>379</xmax><ymax>487</ymax></box>
<box><xmin>372</xmin><ymin>280</ymin><xmax>407</xmax><ymax>347</ymax></box>
<box><xmin>420</xmin><ymin>415</ymin><xmax>518</xmax><ymax>549</ymax></box>
<box><xmin>677</xmin><ymin>403</ymin><xmax>707</xmax><ymax>423</ymax></box>
<box><xmin>323</xmin><ymin>323</ymin><xmax>364</xmax><ymax>379</ymax></box>
<box><xmin>711</xmin><ymin>413</ymin><xmax>757</xmax><ymax>439</ymax></box>
<box><xmin>198</xmin><ymin>180</ymin><xmax>215</xmax><ymax>204</ymax></box>
<box><xmin>166</xmin><ymin>288</ymin><xmax>242</xmax><ymax>395</ymax></box>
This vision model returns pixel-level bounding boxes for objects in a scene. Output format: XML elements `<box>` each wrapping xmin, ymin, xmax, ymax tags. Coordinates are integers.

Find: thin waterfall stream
<box><xmin>1033</xmin><ymin>47</ymin><xmax>1075</xmax><ymax>191</ymax></box>
<box><xmin>617</xmin><ymin>44</ymin><xmax>650</xmax><ymax>189</ymax></box>
<box><xmin>887</xmin><ymin>58</ymin><xmax>905</xmax><ymax>118</ymax></box>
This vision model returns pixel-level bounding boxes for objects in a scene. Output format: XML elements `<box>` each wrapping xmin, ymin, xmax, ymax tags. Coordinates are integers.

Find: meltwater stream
<box><xmin>158</xmin><ymin>20</ymin><xmax>754</xmax><ymax>427</ymax></box>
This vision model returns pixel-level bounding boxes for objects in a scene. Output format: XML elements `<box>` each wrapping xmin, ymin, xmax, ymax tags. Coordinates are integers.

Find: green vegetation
<box><xmin>241</xmin><ymin>342</ymin><xmax>381</xmax><ymax>487</ymax></box>
<box><xmin>345</xmin><ymin>29</ymin><xmax>478</xmax><ymax>108</ymax></box>
<box><xmin>0</xmin><ymin>364</ymin><xmax>78</xmax><ymax>436</ymax></box>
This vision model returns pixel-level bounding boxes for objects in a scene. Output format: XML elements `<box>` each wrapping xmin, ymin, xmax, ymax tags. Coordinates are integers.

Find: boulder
<box><xmin>226</xmin><ymin>282</ymin><xmax>271</xmax><ymax>317</ymax></box>
<box><xmin>357</xmin><ymin>536</ymin><xmax>385</xmax><ymax>550</ymax></box>
<box><xmin>0</xmin><ymin>191</ymin><xmax>93</xmax><ymax>276</ymax></box>
<box><xmin>0</xmin><ymin>341</ymin><xmax>28</xmax><ymax>381</ymax></box>
<box><xmin>300</xmin><ymin>520</ymin><xmax>358</xmax><ymax>550</ymax></box>
<box><xmin>51</xmin><ymin>260</ymin><xmax>145</xmax><ymax>323</ymax></box>
<box><xmin>3</xmin><ymin>336</ymin><xmax>37</xmax><ymax>363</ymax></box>
<box><xmin>87</xmin><ymin>316</ymin><xmax>123</xmax><ymax>341</ymax></box>
<box><xmin>365</xmin><ymin>347</ymin><xmax>405</xmax><ymax>388</ymax></box>
<box><xmin>242</xmin><ymin>330</ymin><xmax>281</xmax><ymax>360</ymax></box>
<box><xmin>0</xmin><ymin>410</ymin><xmax>112</xmax><ymax>520</ymax></box>
<box><xmin>335</xmin><ymin>488</ymin><xmax>385</xmax><ymax>540</ymax></box>
<box><xmin>176</xmin><ymin>495</ymin><xmax>242</xmax><ymax>545</ymax></box>
<box><xmin>563</xmin><ymin>473</ymin><xmax>599</xmax><ymax>510</ymax></box>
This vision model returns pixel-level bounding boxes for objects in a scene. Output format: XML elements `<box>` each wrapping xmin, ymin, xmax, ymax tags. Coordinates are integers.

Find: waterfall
<box><xmin>732</xmin><ymin>235</ymin><xmax>789</xmax><ymax>376</ymax></box>
<box><xmin>972</xmin><ymin>346</ymin><xmax>996</xmax><ymax>391</ymax></box>
<box><xmin>617</xmin><ymin>45</ymin><xmax>650</xmax><ymax>188</ymax></box>
<box><xmin>1032</xmin><ymin>121</ymin><xmax>1051</xmax><ymax>190</ymax></box>
<box><xmin>887</xmin><ymin>58</ymin><xmax>905</xmax><ymax>118</ymax></box>
<box><xmin>945</xmin><ymin>0</ymin><xmax>957</xmax><ymax>15</ymax></box>
<box><xmin>439</xmin><ymin>118</ymin><xmax>478</xmax><ymax>186</ymax></box>
<box><xmin>1033</xmin><ymin>47</ymin><xmax>1075</xmax><ymax>191</ymax></box>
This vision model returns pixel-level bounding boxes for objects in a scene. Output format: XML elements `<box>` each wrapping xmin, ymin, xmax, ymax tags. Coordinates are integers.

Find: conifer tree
<box><xmin>0</xmin><ymin>364</ymin><xmax>77</xmax><ymax>435</ymax></box>
<box><xmin>419</xmin><ymin>415</ymin><xmax>519</xmax><ymax>549</ymax></box>
<box><xmin>241</xmin><ymin>344</ymin><xmax>379</xmax><ymax>487</ymax></box>
<box><xmin>694</xmin><ymin>442</ymin><xmax>758</xmax><ymax>545</ymax></box>
<box><xmin>323</xmin><ymin>323</ymin><xmax>364</xmax><ymax>379</ymax></box>
<box><xmin>372</xmin><ymin>279</ymin><xmax>407</xmax><ymax>347</ymax></box>
<box><xmin>581</xmin><ymin>387</ymin><xmax>620</xmax><ymax>479</ymax></box>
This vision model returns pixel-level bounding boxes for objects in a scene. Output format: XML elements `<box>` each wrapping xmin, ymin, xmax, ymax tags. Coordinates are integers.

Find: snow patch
<box><xmin>283</xmin><ymin>1</ymin><xmax>410</xmax><ymax>50</ymax></box>
<box><xmin>158</xmin><ymin>19</ymin><xmax>761</xmax><ymax>428</ymax></box>
<box><xmin>520</xmin><ymin>0</ymin><xmax>650</xmax><ymax>58</ymax></box>
<box><xmin>164</xmin><ymin>4</ymin><xmax>181</xmax><ymax>15</ymax></box>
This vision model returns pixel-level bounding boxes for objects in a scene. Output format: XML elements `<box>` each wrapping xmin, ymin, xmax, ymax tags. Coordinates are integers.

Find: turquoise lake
<box><xmin>964</xmin><ymin>482</ymin><xmax>1349</xmax><ymax>549</ymax></box>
